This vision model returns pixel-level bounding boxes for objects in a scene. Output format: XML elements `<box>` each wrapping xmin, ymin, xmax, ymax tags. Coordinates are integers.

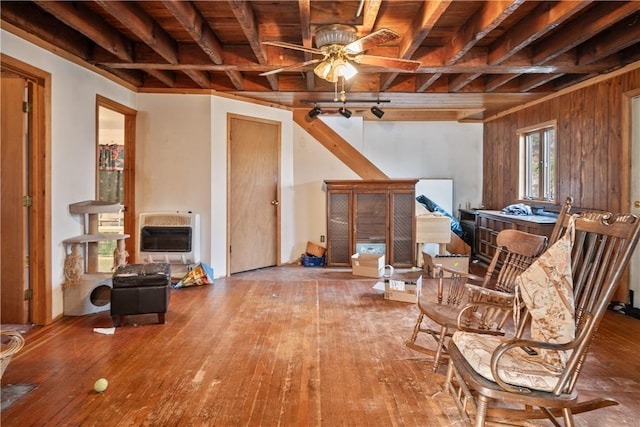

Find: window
<box><xmin>519</xmin><ymin>122</ymin><xmax>557</xmax><ymax>202</ymax></box>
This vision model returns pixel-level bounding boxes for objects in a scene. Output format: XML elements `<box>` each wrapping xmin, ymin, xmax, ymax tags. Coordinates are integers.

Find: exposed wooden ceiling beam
<box><xmin>95</xmin><ymin>1</ymin><xmax>178</xmax><ymax>64</ymax></box>
<box><xmin>33</xmin><ymin>0</ymin><xmax>134</xmax><ymax>62</ymax></box>
<box><xmin>360</xmin><ymin>0</ymin><xmax>383</xmax><ymax>35</ymax></box>
<box><xmin>227</xmin><ymin>0</ymin><xmax>278</xmax><ymax>90</ymax></box>
<box><xmin>488</xmin><ymin>1</ymin><xmax>592</xmax><ymax>65</ymax></box>
<box><xmin>444</xmin><ymin>0</ymin><xmax>525</xmax><ymax>66</ymax></box>
<box><xmin>578</xmin><ymin>16</ymin><xmax>640</xmax><ymax>65</ymax></box>
<box><xmin>381</xmin><ymin>1</ymin><xmax>452</xmax><ymax>91</ymax></box>
<box><xmin>297</xmin><ymin>0</ymin><xmax>314</xmax><ymax>91</ymax></box>
<box><xmin>145</xmin><ymin>69</ymin><xmax>176</xmax><ymax>88</ymax></box>
<box><xmin>484</xmin><ymin>73</ymin><xmax>518</xmax><ymax>92</ymax></box>
<box><xmin>518</xmin><ymin>73</ymin><xmax>561</xmax><ymax>92</ymax></box>
<box><xmin>449</xmin><ymin>73</ymin><xmax>482</xmax><ymax>92</ymax></box>
<box><xmin>161</xmin><ymin>0</ymin><xmax>223</xmax><ymax>64</ymax></box>
<box><xmin>182</xmin><ymin>69</ymin><xmax>211</xmax><ymax>89</ymax></box>
<box><xmin>532</xmin><ymin>1</ymin><xmax>640</xmax><ymax>65</ymax></box>
<box><xmin>162</xmin><ymin>0</ymin><xmax>243</xmax><ymax>90</ymax></box>
<box><xmin>420</xmin><ymin>0</ymin><xmax>525</xmax><ymax>92</ymax></box>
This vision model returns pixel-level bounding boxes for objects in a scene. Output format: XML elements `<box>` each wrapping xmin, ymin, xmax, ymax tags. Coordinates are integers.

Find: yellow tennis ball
<box><xmin>94</xmin><ymin>378</ymin><xmax>108</xmax><ymax>393</ymax></box>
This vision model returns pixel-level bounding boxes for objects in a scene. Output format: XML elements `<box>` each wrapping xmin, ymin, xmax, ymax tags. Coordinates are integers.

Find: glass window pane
<box><xmin>527</xmin><ymin>133</ymin><xmax>540</xmax><ymax>199</ymax></box>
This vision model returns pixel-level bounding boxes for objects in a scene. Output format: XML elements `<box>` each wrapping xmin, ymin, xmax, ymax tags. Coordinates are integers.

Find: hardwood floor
<box><xmin>2</xmin><ymin>266</ymin><xmax>639</xmax><ymax>426</ymax></box>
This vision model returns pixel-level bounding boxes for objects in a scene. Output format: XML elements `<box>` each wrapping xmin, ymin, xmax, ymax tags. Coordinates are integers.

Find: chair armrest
<box><xmin>489</xmin><ymin>337</ymin><xmax>578</xmax><ymax>394</ymax></box>
<box><xmin>465</xmin><ymin>283</ymin><xmax>512</xmax><ymax>299</ymax></box>
<box><xmin>456</xmin><ymin>300</ymin><xmax>515</xmax><ymax>335</ymax></box>
<box><xmin>437</xmin><ymin>264</ymin><xmax>483</xmax><ymax>282</ymax></box>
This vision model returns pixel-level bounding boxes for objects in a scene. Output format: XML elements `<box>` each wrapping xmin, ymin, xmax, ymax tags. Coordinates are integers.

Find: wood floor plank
<box><xmin>2</xmin><ymin>266</ymin><xmax>639</xmax><ymax>426</ymax></box>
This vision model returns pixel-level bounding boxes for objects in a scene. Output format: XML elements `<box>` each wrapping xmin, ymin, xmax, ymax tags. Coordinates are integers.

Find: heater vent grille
<box><xmin>141</xmin><ymin>213</ymin><xmax>193</xmax><ymax>227</ymax></box>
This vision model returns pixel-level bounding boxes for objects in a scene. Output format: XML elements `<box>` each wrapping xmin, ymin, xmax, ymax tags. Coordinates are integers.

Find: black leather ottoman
<box><xmin>111</xmin><ymin>263</ymin><xmax>171</xmax><ymax>327</ymax></box>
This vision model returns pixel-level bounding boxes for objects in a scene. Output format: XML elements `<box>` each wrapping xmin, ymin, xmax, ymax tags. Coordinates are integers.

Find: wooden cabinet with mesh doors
<box><xmin>324</xmin><ymin>180</ymin><xmax>418</xmax><ymax>267</ymax></box>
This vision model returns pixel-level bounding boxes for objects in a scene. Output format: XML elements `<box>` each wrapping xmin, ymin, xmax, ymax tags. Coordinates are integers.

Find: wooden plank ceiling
<box><xmin>2</xmin><ymin>1</ymin><xmax>639</xmax><ymax>121</ymax></box>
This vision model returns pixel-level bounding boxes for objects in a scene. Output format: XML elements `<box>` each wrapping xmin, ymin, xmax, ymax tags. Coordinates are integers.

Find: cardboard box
<box><xmin>415</xmin><ymin>214</ymin><xmax>451</xmax><ymax>244</ymax></box>
<box><xmin>351</xmin><ymin>253</ymin><xmax>385</xmax><ymax>278</ymax></box>
<box><xmin>422</xmin><ymin>249</ymin><xmax>469</xmax><ymax>278</ymax></box>
<box><xmin>373</xmin><ymin>275</ymin><xmax>423</xmax><ymax>303</ymax></box>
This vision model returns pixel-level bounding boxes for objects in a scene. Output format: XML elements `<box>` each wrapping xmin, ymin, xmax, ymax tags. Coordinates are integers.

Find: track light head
<box><xmin>308</xmin><ymin>105</ymin><xmax>322</xmax><ymax>118</ymax></box>
<box><xmin>339</xmin><ymin>106</ymin><xmax>352</xmax><ymax>118</ymax></box>
<box><xmin>371</xmin><ymin>105</ymin><xmax>385</xmax><ymax>119</ymax></box>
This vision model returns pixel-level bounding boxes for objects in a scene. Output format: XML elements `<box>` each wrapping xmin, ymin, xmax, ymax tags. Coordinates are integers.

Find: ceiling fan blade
<box><xmin>260</xmin><ymin>59</ymin><xmax>322</xmax><ymax>76</ymax></box>
<box><xmin>345</xmin><ymin>28</ymin><xmax>400</xmax><ymax>54</ymax></box>
<box><xmin>262</xmin><ymin>41</ymin><xmax>323</xmax><ymax>55</ymax></box>
<box><xmin>354</xmin><ymin>54</ymin><xmax>421</xmax><ymax>72</ymax></box>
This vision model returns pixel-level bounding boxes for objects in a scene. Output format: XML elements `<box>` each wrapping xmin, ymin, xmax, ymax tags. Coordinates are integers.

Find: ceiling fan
<box><xmin>260</xmin><ymin>24</ymin><xmax>421</xmax><ymax>83</ymax></box>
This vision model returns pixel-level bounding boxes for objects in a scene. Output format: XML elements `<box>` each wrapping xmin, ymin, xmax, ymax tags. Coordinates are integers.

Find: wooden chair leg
<box><xmin>562</xmin><ymin>407</ymin><xmax>575</xmax><ymax>427</ymax></box>
<box><xmin>474</xmin><ymin>395</ymin><xmax>489</xmax><ymax>427</ymax></box>
<box><xmin>432</xmin><ymin>326</ymin><xmax>448</xmax><ymax>372</ymax></box>
<box><xmin>408</xmin><ymin>312</ymin><xmax>424</xmax><ymax>344</ymax></box>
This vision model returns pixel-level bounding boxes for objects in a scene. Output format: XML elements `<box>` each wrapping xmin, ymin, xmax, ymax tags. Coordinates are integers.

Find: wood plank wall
<box><xmin>482</xmin><ymin>68</ymin><xmax>640</xmax><ymax>212</ymax></box>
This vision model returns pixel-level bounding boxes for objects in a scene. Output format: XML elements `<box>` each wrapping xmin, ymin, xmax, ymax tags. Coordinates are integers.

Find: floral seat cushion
<box><xmin>453</xmin><ymin>216</ymin><xmax>577</xmax><ymax>392</ymax></box>
<box><xmin>452</xmin><ymin>332</ymin><xmax>563</xmax><ymax>392</ymax></box>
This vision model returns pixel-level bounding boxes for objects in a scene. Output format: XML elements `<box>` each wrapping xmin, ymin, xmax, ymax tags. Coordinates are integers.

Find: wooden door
<box><xmin>1</xmin><ymin>72</ymin><xmax>29</xmax><ymax>323</ymax></box>
<box><xmin>228</xmin><ymin>115</ymin><xmax>280</xmax><ymax>274</ymax></box>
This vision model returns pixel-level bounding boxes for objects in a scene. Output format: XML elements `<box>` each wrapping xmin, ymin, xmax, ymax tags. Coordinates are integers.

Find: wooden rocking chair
<box><xmin>405</xmin><ymin>228</ymin><xmax>549</xmax><ymax>372</ymax></box>
<box><xmin>443</xmin><ymin>210</ymin><xmax>640</xmax><ymax>426</ymax></box>
<box><xmin>406</xmin><ymin>197</ymin><xmax>572</xmax><ymax>372</ymax></box>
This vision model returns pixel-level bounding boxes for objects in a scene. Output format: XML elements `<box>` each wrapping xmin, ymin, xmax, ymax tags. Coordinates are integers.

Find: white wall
<box><xmin>364</xmin><ymin>121</ymin><xmax>483</xmax><ymax>211</ymax></box>
<box><xmin>135</xmin><ymin>93</ymin><xmax>212</xmax><ymax>268</ymax></box>
<box><xmin>1</xmin><ymin>30</ymin><xmax>137</xmax><ymax>318</ymax></box>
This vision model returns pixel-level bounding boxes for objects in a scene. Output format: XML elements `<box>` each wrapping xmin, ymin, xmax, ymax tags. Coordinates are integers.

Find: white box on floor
<box><xmin>351</xmin><ymin>253</ymin><xmax>385</xmax><ymax>278</ymax></box>
<box><xmin>384</xmin><ymin>275</ymin><xmax>423</xmax><ymax>303</ymax></box>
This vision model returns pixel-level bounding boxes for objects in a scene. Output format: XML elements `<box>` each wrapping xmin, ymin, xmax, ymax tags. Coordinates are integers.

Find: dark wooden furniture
<box><xmin>324</xmin><ymin>179</ymin><xmax>418</xmax><ymax>267</ymax></box>
<box><xmin>458</xmin><ymin>208</ymin><xmax>479</xmax><ymax>257</ymax></box>
<box><xmin>444</xmin><ymin>211</ymin><xmax>640</xmax><ymax>426</ymax></box>
<box><xmin>406</xmin><ymin>229</ymin><xmax>547</xmax><ymax>372</ymax></box>
<box><xmin>475</xmin><ymin>210</ymin><xmax>557</xmax><ymax>265</ymax></box>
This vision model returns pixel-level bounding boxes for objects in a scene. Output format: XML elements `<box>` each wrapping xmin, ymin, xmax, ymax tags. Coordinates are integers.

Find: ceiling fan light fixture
<box><xmin>371</xmin><ymin>105</ymin><xmax>384</xmax><ymax>119</ymax></box>
<box><xmin>313</xmin><ymin>61</ymin><xmax>332</xmax><ymax>80</ymax></box>
<box><xmin>340</xmin><ymin>61</ymin><xmax>358</xmax><ymax>80</ymax></box>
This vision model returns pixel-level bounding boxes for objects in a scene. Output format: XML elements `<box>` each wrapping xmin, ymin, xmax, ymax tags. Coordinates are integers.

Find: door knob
<box><xmin>271</xmin><ymin>200</ymin><xmax>279</xmax><ymax>206</ymax></box>
<box><xmin>635</xmin><ymin>200</ymin><xmax>640</xmax><ymax>208</ymax></box>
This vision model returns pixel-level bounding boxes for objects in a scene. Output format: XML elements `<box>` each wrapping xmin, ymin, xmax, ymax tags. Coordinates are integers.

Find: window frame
<box><xmin>518</xmin><ymin>120</ymin><xmax>558</xmax><ymax>204</ymax></box>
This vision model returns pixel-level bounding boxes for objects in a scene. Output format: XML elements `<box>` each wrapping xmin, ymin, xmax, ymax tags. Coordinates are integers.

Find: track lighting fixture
<box><xmin>371</xmin><ymin>105</ymin><xmax>385</xmax><ymax>119</ymax></box>
<box><xmin>308</xmin><ymin>105</ymin><xmax>322</xmax><ymax>118</ymax></box>
<box><xmin>339</xmin><ymin>105</ymin><xmax>352</xmax><ymax>118</ymax></box>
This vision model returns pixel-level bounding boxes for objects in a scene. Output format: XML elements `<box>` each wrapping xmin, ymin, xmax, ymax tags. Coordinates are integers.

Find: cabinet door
<box><xmin>327</xmin><ymin>191</ymin><xmax>351</xmax><ymax>265</ymax></box>
<box><xmin>390</xmin><ymin>191</ymin><xmax>414</xmax><ymax>265</ymax></box>
<box><xmin>354</xmin><ymin>192</ymin><xmax>387</xmax><ymax>255</ymax></box>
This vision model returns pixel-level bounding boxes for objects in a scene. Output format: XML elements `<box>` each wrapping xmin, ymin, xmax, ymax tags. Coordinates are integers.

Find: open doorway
<box><xmin>97</xmin><ymin>107</ymin><xmax>125</xmax><ymax>271</ymax></box>
<box><xmin>96</xmin><ymin>96</ymin><xmax>137</xmax><ymax>264</ymax></box>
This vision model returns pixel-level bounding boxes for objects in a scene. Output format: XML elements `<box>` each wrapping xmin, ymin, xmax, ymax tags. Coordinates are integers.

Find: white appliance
<box><xmin>137</xmin><ymin>212</ymin><xmax>200</xmax><ymax>267</ymax></box>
